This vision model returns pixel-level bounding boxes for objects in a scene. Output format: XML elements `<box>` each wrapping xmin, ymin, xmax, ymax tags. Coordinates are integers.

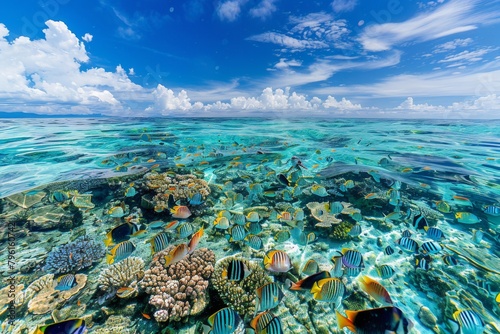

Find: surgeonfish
<box><xmin>222</xmin><ymin>259</ymin><xmax>251</xmax><ymax>282</ymax></box>
<box><xmin>450</xmin><ymin>309</ymin><xmax>485</xmax><ymax>334</ymax></box>
<box><xmin>358</xmin><ymin>275</ymin><xmax>393</xmax><ymax>305</ymax></box>
<box><xmin>256</xmin><ymin>282</ymin><xmax>285</xmax><ymax>312</ymax></box>
<box><xmin>289</xmin><ymin>271</ymin><xmax>331</xmax><ymax>291</ymax></box>
<box><xmin>263</xmin><ymin>250</ymin><xmax>291</xmax><ymax>272</ymax></box>
<box><xmin>336</xmin><ymin>306</ymin><xmax>414</xmax><ymax>334</ymax></box>
<box><xmin>170</xmin><ymin>205</ymin><xmax>192</xmax><ymax>219</ymax></box>
<box><xmin>163</xmin><ymin>243</ymin><xmax>189</xmax><ymax>267</ymax></box>
<box><xmin>187</xmin><ymin>226</ymin><xmax>204</xmax><ymax>253</ymax></box>
<box><xmin>310</xmin><ymin>278</ymin><xmax>345</xmax><ymax>303</ymax></box>
<box><xmin>150</xmin><ymin>232</ymin><xmax>169</xmax><ymax>254</ymax></box>
<box><xmin>106</xmin><ymin>240</ymin><xmax>136</xmax><ymax>264</ymax></box>
<box><xmin>207</xmin><ymin>307</ymin><xmax>243</xmax><ymax>334</ymax></box>
<box><xmin>455</xmin><ymin>212</ymin><xmax>481</xmax><ymax>224</ymax></box>
<box><xmin>34</xmin><ymin>318</ymin><xmax>86</xmax><ymax>334</ymax></box>
<box><xmin>54</xmin><ymin>274</ymin><xmax>77</xmax><ymax>291</ymax></box>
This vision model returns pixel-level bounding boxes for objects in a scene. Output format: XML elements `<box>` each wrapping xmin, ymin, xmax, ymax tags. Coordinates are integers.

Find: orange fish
<box><xmin>142</xmin><ymin>313</ymin><xmax>151</xmax><ymax>320</ymax></box>
<box><xmin>164</xmin><ymin>243</ymin><xmax>189</xmax><ymax>267</ymax></box>
<box><xmin>187</xmin><ymin>226</ymin><xmax>204</xmax><ymax>254</ymax></box>
<box><xmin>277</xmin><ymin>211</ymin><xmax>292</xmax><ymax>221</ymax></box>
<box><xmin>263</xmin><ymin>250</ymin><xmax>291</xmax><ymax>272</ymax></box>
<box><xmin>164</xmin><ymin>220</ymin><xmax>180</xmax><ymax>231</ymax></box>
<box><xmin>358</xmin><ymin>275</ymin><xmax>393</xmax><ymax>305</ymax></box>
<box><xmin>170</xmin><ymin>206</ymin><xmax>192</xmax><ymax>219</ymax></box>
<box><xmin>364</xmin><ymin>193</ymin><xmax>377</xmax><ymax>199</ymax></box>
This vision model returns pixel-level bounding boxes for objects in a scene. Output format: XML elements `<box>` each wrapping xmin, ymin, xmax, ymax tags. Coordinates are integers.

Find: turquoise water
<box><xmin>0</xmin><ymin>118</ymin><xmax>499</xmax><ymax>333</ymax></box>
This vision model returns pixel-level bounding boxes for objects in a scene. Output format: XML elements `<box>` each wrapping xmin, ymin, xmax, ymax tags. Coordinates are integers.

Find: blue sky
<box><xmin>0</xmin><ymin>0</ymin><xmax>499</xmax><ymax>117</ymax></box>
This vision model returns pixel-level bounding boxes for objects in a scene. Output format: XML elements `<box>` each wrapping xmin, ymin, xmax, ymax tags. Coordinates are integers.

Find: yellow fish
<box><xmin>187</xmin><ymin>226</ymin><xmax>204</xmax><ymax>254</ymax></box>
<box><xmin>164</xmin><ymin>243</ymin><xmax>189</xmax><ymax>267</ymax></box>
<box><xmin>263</xmin><ymin>250</ymin><xmax>291</xmax><ymax>272</ymax></box>
<box><xmin>170</xmin><ymin>206</ymin><xmax>192</xmax><ymax>219</ymax></box>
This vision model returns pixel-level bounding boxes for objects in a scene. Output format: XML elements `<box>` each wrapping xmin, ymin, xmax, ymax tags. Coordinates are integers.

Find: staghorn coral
<box><xmin>140</xmin><ymin>246</ymin><xmax>215</xmax><ymax>323</ymax></box>
<box><xmin>43</xmin><ymin>236</ymin><xmax>105</xmax><ymax>274</ymax></box>
<box><xmin>212</xmin><ymin>256</ymin><xmax>272</xmax><ymax>320</ymax></box>
<box><xmin>25</xmin><ymin>273</ymin><xmax>87</xmax><ymax>315</ymax></box>
<box><xmin>98</xmin><ymin>257</ymin><xmax>145</xmax><ymax>298</ymax></box>
<box><xmin>144</xmin><ymin>172</ymin><xmax>210</xmax><ymax>211</ymax></box>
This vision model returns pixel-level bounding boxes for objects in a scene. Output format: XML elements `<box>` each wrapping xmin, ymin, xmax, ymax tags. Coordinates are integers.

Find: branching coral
<box><xmin>140</xmin><ymin>246</ymin><xmax>215</xmax><ymax>323</ymax></box>
<box><xmin>212</xmin><ymin>257</ymin><xmax>272</xmax><ymax>319</ymax></box>
<box><xmin>98</xmin><ymin>257</ymin><xmax>145</xmax><ymax>298</ymax></box>
<box><xmin>43</xmin><ymin>236</ymin><xmax>105</xmax><ymax>274</ymax></box>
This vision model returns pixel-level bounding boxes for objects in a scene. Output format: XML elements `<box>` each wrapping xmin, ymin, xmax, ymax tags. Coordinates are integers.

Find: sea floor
<box><xmin>0</xmin><ymin>118</ymin><xmax>499</xmax><ymax>333</ymax></box>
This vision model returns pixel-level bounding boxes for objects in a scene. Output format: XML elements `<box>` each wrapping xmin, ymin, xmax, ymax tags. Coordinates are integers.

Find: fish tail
<box><xmin>335</xmin><ymin>310</ymin><xmax>355</xmax><ymax>332</ymax></box>
<box><xmin>106</xmin><ymin>254</ymin><xmax>114</xmax><ymax>265</ymax></box>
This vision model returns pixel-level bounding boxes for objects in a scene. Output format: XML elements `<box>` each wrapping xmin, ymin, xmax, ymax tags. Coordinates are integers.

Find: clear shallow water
<box><xmin>0</xmin><ymin>118</ymin><xmax>499</xmax><ymax>333</ymax></box>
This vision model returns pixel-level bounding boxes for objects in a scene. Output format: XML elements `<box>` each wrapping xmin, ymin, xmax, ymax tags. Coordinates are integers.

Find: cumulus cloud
<box><xmin>216</xmin><ymin>0</ymin><xmax>246</xmax><ymax>22</ymax></box>
<box><xmin>82</xmin><ymin>33</ymin><xmax>93</xmax><ymax>42</ymax></box>
<box><xmin>0</xmin><ymin>20</ymin><xmax>141</xmax><ymax>114</ymax></box>
<box><xmin>146</xmin><ymin>85</ymin><xmax>194</xmax><ymax>113</ymax></box>
<box><xmin>331</xmin><ymin>0</ymin><xmax>358</xmax><ymax>13</ymax></box>
<box><xmin>323</xmin><ymin>96</ymin><xmax>362</xmax><ymax>110</ymax></box>
<box><xmin>249</xmin><ymin>0</ymin><xmax>277</xmax><ymax>20</ymax></box>
<box><xmin>358</xmin><ymin>0</ymin><xmax>497</xmax><ymax>52</ymax></box>
<box><xmin>396</xmin><ymin>97</ymin><xmax>445</xmax><ymax>112</ymax></box>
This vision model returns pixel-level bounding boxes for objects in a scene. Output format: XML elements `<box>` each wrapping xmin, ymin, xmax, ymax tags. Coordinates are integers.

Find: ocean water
<box><xmin>0</xmin><ymin>117</ymin><xmax>499</xmax><ymax>333</ymax></box>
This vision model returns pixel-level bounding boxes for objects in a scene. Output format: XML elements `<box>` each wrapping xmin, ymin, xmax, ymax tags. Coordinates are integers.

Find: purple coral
<box><xmin>43</xmin><ymin>236</ymin><xmax>105</xmax><ymax>274</ymax></box>
<box><xmin>140</xmin><ymin>246</ymin><xmax>215</xmax><ymax>322</ymax></box>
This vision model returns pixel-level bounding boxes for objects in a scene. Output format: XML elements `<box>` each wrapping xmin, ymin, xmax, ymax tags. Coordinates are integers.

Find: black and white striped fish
<box><xmin>483</xmin><ymin>204</ymin><xmax>500</xmax><ymax>216</ymax></box>
<box><xmin>150</xmin><ymin>232</ymin><xmax>169</xmax><ymax>254</ymax></box>
<box><xmin>451</xmin><ymin>310</ymin><xmax>484</xmax><ymax>334</ymax></box>
<box><xmin>222</xmin><ymin>259</ymin><xmax>250</xmax><ymax>282</ymax></box>
<box><xmin>341</xmin><ymin>249</ymin><xmax>364</xmax><ymax>268</ymax></box>
<box><xmin>256</xmin><ymin>282</ymin><xmax>284</xmax><ymax>312</ymax></box>
<box><xmin>229</xmin><ymin>225</ymin><xmax>247</xmax><ymax>242</ymax></box>
<box><xmin>424</xmin><ymin>226</ymin><xmax>445</xmax><ymax>241</ymax></box>
<box><xmin>208</xmin><ymin>307</ymin><xmax>243</xmax><ymax>334</ymax></box>
<box><xmin>401</xmin><ymin>229</ymin><xmax>412</xmax><ymax>238</ymax></box>
<box><xmin>55</xmin><ymin>274</ymin><xmax>77</xmax><ymax>291</ymax></box>
<box><xmin>384</xmin><ymin>245</ymin><xmax>395</xmax><ymax>256</ymax></box>
<box><xmin>415</xmin><ymin>256</ymin><xmax>431</xmax><ymax>271</ymax></box>
<box><xmin>397</xmin><ymin>237</ymin><xmax>419</xmax><ymax>254</ymax></box>
<box><xmin>376</xmin><ymin>265</ymin><xmax>395</xmax><ymax>279</ymax></box>
<box><xmin>420</xmin><ymin>241</ymin><xmax>442</xmax><ymax>254</ymax></box>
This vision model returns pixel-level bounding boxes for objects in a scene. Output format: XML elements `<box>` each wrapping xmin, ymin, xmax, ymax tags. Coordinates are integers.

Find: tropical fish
<box><xmin>150</xmin><ymin>232</ymin><xmax>169</xmax><ymax>254</ymax></box>
<box><xmin>424</xmin><ymin>226</ymin><xmax>445</xmax><ymax>241</ymax></box>
<box><xmin>336</xmin><ymin>307</ymin><xmax>414</xmax><ymax>334</ymax></box>
<box><xmin>290</xmin><ymin>227</ymin><xmax>307</xmax><ymax>245</ymax></box>
<box><xmin>301</xmin><ymin>259</ymin><xmax>319</xmax><ymax>276</ymax></box>
<box><xmin>452</xmin><ymin>195</ymin><xmax>472</xmax><ymax>206</ymax></box>
<box><xmin>384</xmin><ymin>245</ymin><xmax>395</xmax><ymax>256</ymax></box>
<box><xmin>415</xmin><ymin>256</ymin><xmax>431</xmax><ymax>271</ymax></box>
<box><xmin>310</xmin><ymin>278</ymin><xmax>345</xmax><ymax>303</ymax></box>
<box><xmin>442</xmin><ymin>254</ymin><xmax>459</xmax><ymax>266</ymax></box>
<box><xmin>348</xmin><ymin>224</ymin><xmax>362</xmax><ymax>237</ymax></box>
<box><xmin>435</xmin><ymin>200</ymin><xmax>451</xmax><ymax>213</ymax></box>
<box><xmin>116</xmin><ymin>286</ymin><xmax>136</xmax><ymax>298</ymax></box>
<box><xmin>34</xmin><ymin>318</ymin><xmax>86</xmax><ymax>334</ymax></box>
<box><xmin>387</xmin><ymin>189</ymin><xmax>400</xmax><ymax>206</ymax></box>
<box><xmin>108</xmin><ymin>205</ymin><xmax>125</xmax><ymax>218</ymax></box>
<box><xmin>344</xmin><ymin>267</ymin><xmax>364</xmax><ymax>277</ymax></box>
<box><xmin>306</xmin><ymin>232</ymin><xmax>317</xmax><ymax>244</ymax></box>
<box><xmin>256</xmin><ymin>282</ymin><xmax>284</xmax><ymax>312</ymax></box>
<box><xmin>376</xmin><ymin>265</ymin><xmax>395</xmax><ymax>279</ymax></box>
<box><xmin>289</xmin><ymin>271</ymin><xmax>330</xmax><ymax>291</ymax></box>
<box><xmin>290</xmin><ymin>156</ymin><xmax>307</xmax><ymax>169</ymax></box>
<box><xmin>54</xmin><ymin>274</ymin><xmax>77</xmax><ymax>291</ymax></box>
<box><xmin>412</xmin><ymin>213</ymin><xmax>428</xmax><ymax>229</ymax></box>
<box><xmin>177</xmin><ymin>223</ymin><xmax>194</xmax><ymax>239</ymax></box>
<box><xmin>245</xmin><ymin>235</ymin><xmax>263</xmax><ymax>250</ymax></box>
<box><xmin>187</xmin><ymin>226</ymin><xmax>204</xmax><ymax>253</ymax></box>
<box><xmin>207</xmin><ymin>307</ymin><xmax>243</xmax><ymax>334</ymax></box>
<box><xmin>329</xmin><ymin>201</ymin><xmax>344</xmax><ymax>214</ymax></box>
<box><xmin>247</xmin><ymin>222</ymin><xmax>262</xmax><ymax>235</ymax></box>
<box><xmin>260</xmin><ymin>316</ymin><xmax>283</xmax><ymax>334</ymax></box>
<box><xmin>250</xmin><ymin>311</ymin><xmax>275</xmax><ymax>333</ymax></box>
<box><xmin>358</xmin><ymin>275</ymin><xmax>393</xmax><ymax>305</ymax></box>
<box><xmin>293</xmin><ymin>208</ymin><xmax>305</xmax><ymax>221</ymax></box>
<box><xmin>311</xmin><ymin>184</ymin><xmax>328</xmax><ymax>197</ymax></box>
<box><xmin>483</xmin><ymin>204</ymin><xmax>500</xmax><ymax>216</ymax></box>
<box><xmin>104</xmin><ymin>222</ymin><xmax>144</xmax><ymax>247</ymax></box>
<box><xmin>401</xmin><ymin>229</ymin><xmax>412</xmax><ymax>238</ymax></box>
<box><xmin>277</xmin><ymin>173</ymin><xmax>290</xmax><ymax>187</ymax></box>
<box><xmin>214</xmin><ymin>217</ymin><xmax>231</xmax><ymax>230</ymax></box>
<box><xmin>277</xmin><ymin>211</ymin><xmax>292</xmax><ymax>222</ymax></box>
<box><xmin>420</xmin><ymin>241</ymin><xmax>442</xmax><ymax>254</ymax></box>
<box><xmin>163</xmin><ymin>243</ymin><xmax>189</xmax><ymax>267</ymax></box>
<box><xmin>51</xmin><ymin>191</ymin><xmax>69</xmax><ymax>203</ymax></box>
<box><xmin>330</xmin><ymin>251</ymin><xmax>344</xmax><ymax>278</ymax></box>
<box><xmin>149</xmin><ymin>220</ymin><xmax>166</xmax><ymax>229</ymax></box>
<box><xmin>264</xmin><ymin>250</ymin><xmax>291</xmax><ymax>272</ymax></box>
<box><xmin>232</xmin><ymin>213</ymin><xmax>246</xmax><ymax>226</ymax></box>
<box><xmin>472</xmin><ymin>229</ymin><xmax>483</xmax><ymax>244</ymax></box>
<box><xmin>188</xmin><ymin>192</ymin><xmax>204</xmax><ymax>206</ymax></box>
<box><xmin>164</xmin><ymin>220</ymin><xmax>180</xmax><ymax>231</ymax></box>
<box><xmin>246</xmin><ymin>211</ymin><xmax>261</xmax><ymax>222</ymax></box>
<box><xmin>106</xmin><ymin>240</ymin><xmax>136</xmax><ymax>264</ymax></box>
<box><xmin>350</xmin><ymin>212</ymin><xmax>363</xmax><ymax>222</ymax></box>
<box><xmin>450</xmin><ymin>310</ymin><xmax>484</xmax><ymax>334</ymax></box>
<box><xmin>455</xmin><ymin>212</ymin><xmax>481</xmax><ymax>224</ymax></box>
<box><xmin>222</xmin><ymin>259</ymin><xmax>251</xmax><ymax>282</ymax></box>
<box><xmin>229</xmin><ymin>225</ymin><xmax>247</xmax><ymax>242</ymax></box>
<box><xmin>124</xmin><ymin>185</ymin><xmax>136</xmax><ymax>197</ymax></box>
<box><xmin>170</xmin><ymin>206</ymin><xmax>192</xmax><ymax>219</ymax></box>
<box><xmin>396</xmin><ymin>237</ymin><xmax>419</xmax><ymax>254</ymax></box>
<box><xmin>384</xmin><ymin>211</ymin><xmax>402</xmax><ymax>222</ymax></box>
<box><xmin>341</xmin><ymin>249</ymin><xmax>364</xmax><ymax>268</ymax></box>
<box><xmin>274</xmin><ymin>230</ymin><xmax>291</xmax><ymax>243</ymax></box>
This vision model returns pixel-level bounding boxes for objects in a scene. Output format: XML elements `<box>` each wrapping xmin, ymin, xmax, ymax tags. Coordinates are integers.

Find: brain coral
<box><xmin>140</xmin><ymin>246</ymin><xmax>215</xmax><ymax>323</ymax></box>
<box><xmin>43</xmin><ymin>236</ymin><xmax>105</xmax><ymax>274</ymax></box>
<box><xmin>212</xmin><ymin>257</ymin><xmax>272</xmax><ymax>320</ymax></box>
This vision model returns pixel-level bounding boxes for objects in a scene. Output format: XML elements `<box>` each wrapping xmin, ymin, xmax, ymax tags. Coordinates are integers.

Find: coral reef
<box><xmin>0</xmin><ymin>284</ymin><xmax>25</xmax><ymax>316</ymax></box>
<box><xmin>27</xmin><ymin>205</ymin><xmax>67</xmax><ymax>230</ymax></box>
<box><xmin>328</xmin><ymin>220</ymin><xmax>353</xmax><ymax>240</ymax></box>
<box><xmin>92</xmin><ymin>315</ymin><xmax>137</xmax><ymax>334</ymax></box>
<box><xmin>140</xmin><ymin>246</ymin><xmax>215</xmax><ymax>323</ymax></box>
<box><xmin>25</xmin><ymin>273</ymin><xmax>87</xmax><ymax>315</ymax></box>
<box><xmin>144</xmin><ymin>172</ymin><xmax>210</xmax><ymax>211</ymax></box>
<box><xmin>98</xmin><ymin>257</ymin><xmax>145</xmax><ymax>298</ymax></box>
<box><xmin>212</xmin><ymin>257</ymin><xmax>272</xmax><ymax>319</ymax></box>
<box><xmin>43</xmin><ymin>236</ymin><xmax>105</xmax><ymax>274</ymax></box>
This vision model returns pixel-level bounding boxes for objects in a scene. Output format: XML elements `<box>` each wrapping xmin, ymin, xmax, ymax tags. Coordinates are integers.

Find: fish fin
<box><xmin>336</xmin><ymin>311</ymin><xmax>356</xmax><ymax>332</ymax></box>
<box><xmin>310</xmin><ymin>281</ymin><xmax>321</xmax><ymax>294</ymax></box>
<box><xmin>341</xmin><ymin>248</ymin><xmax>349</xmax><ymax>254</ymax></box>
<box><xmin>106</xmin><ymin>254</ymin><xmax>114</xmax><ymax>265</ymax></box>
<box><xmin>447</xmin><ymin>318</ymin><xmax>459</xmax><ymax>334</ymax></box>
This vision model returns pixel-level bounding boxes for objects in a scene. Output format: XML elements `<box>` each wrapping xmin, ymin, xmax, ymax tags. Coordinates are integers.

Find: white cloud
<box><xmin>438</xmin><ymin>48</ymin><xmax>493</xmax><ymax>64</ymax></box>
<box><xmin>146</xmin><ymin>85</ymin><xmax>194</xmax><ymax>113</ymax></box>
<box><xmin>396</xmin><ymin>97</ymin><xmax>445</xmax><ymax>111</ymax></box>
<box><xmin>247</xmin><ymin>32</ymin><xmax>328</xmax><ymax>49</ymax></box>
<box><xmin>358</xmin><ymin>0</ymin><xmax>497</xmax><ymax>52</ymax></box>
<box><xmin>0</xmin><ymin>20</ymin><xmax>141</xmax><ymax>114</ymax></box>
<box><xmin>249</xmin><ymin>0</ymin><xmax>277</xmax><ymax>19</ymax></box>
<box><xmin>273</xmin><ymin>58</ymin><xmax>302</xmax><ymax>70</ymax></box>
<box><xmin>434</xmin><ymin>38</ymin><xmax>473</xmax><ymax>53</ymax></box>
<box><xmin>323</xmin><ymin>96</ymin><xmax>362</xmax><ymax>110</ymax></box>
<box><xmin>82</xmin><ymin>33</ymin><xmax>93</xmax><ymax>42</ymax></box>
<box><xmin>216</xmin><ymin>0</ymin><xmax>246</xmax><ymax>22</ymax></box>
<box><xmin>331</xmin><ymin>0</ymin><xmax>357</xmax><ymax>13</ymax></box>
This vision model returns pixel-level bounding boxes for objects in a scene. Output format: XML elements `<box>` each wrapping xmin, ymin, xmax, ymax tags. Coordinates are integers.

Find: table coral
<box><xmin>140</xmin><ymin>246</ymin><xmax>215</xmax><ymax>323</ymax></box>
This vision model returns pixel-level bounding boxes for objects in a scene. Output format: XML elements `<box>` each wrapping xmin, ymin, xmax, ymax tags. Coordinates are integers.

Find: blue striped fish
<box><xmin>384</xmin><ymin>245</ymin><xmax>395</xmax><ymax>256</ymax></box>
<box><xmin>207</xmin><ymin>307</ymin><xmax>243</xmax><ymax>334</ymax></box>
<box><xmin>397</xmin><ymin>237</ymin><xmax>418</xmax><ymax>254</ymax></box>
<box><xmin>452</xmin><ymin>310</ymin><xmax>484</xmax><ymax>334</ymax></box>
<box><xmin>415</xmin><ymin>256</ymin><xmax>431</xmax><ymax>271</ymax></box>
<box><xmin>106</xmin><ymin>240</ymin><xmax>136</xmax><ymax>264</ymax></box>
<box><xmin>222</xmin><ymin>259</ymin><xmax>250</xmax><ymax>282</ymax></box>
<box><xmin>424</xmin><ymin>226</ymin><xmax>445</xmax><ymax>241</ymax></box>
<box><xmin>310</xmin><ymin>278</ymin><xmax>345</xmax><ymax>303</ymax></box>
<box><xmin>341</xmin><ymin>249</ymin><xmax>364</xmax><ymax>268</ymax></box>
<box><xmin>420</xmin><ymin>241</ymin><xmax>442</xmax><ymax>254</ymax></box>
<box><xmin>442</xmin><ymin>254</ymin><xmax>459</xmax><ymax>266</ymax></box>
<box><xmin>245</xmin><ymin>235</ymin><xmax>263</xmax><ymax>250</ymax></box>
<box><xmin>229</xmin><ymin>225</ymin><xmax>247</xmax><ymax>242</ymax></box>
<box><xmin>150</xmin><ymin>232</ymin><xmax>169</xmax><ymax>254</ymax></box>
<box><xmin>177</xmin><ymin>223</ymin><xmax>193</xmax><ymax>239</ymax></box>
<box><xmin>250</xmin><ymin>311</ymin><xmax>274</xmax><ymax>333</ymax></box>
<box><xmin>344</xmin><ymin>266</ymin><xmax>364</xmax><ymax>277</ymax></box>
<box><xmin>55</xmin><ymin>274</ymin><xmax>77</xmax><ymax>291</ymax></box>
<box><xmin>261</xmin><ymin>316</ymin><xmax>283</xmax><ymax>334</ymax></box>
<box><xmin>401</xmin><ymin>229</ymin><xmax>412</xmax><ymax>238</ymax></box>
<box><xmin>256</xmin><ymin>283</ymin><xmax>284</xmax><ymax>312</ymax></box>
<box><xmin>376</xmin><ymin>265</ymin><xmax>395</xmax><ymax>279</ymax></box>
<box><xmin>348</xmin><ymin>224</ymin><xmax>362</xmax><ymax>237</ymax></box>
<box><xmin>483</xmin><ymin>205</ymin><xmax>500</xmax><ymax>216</ymax></box>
